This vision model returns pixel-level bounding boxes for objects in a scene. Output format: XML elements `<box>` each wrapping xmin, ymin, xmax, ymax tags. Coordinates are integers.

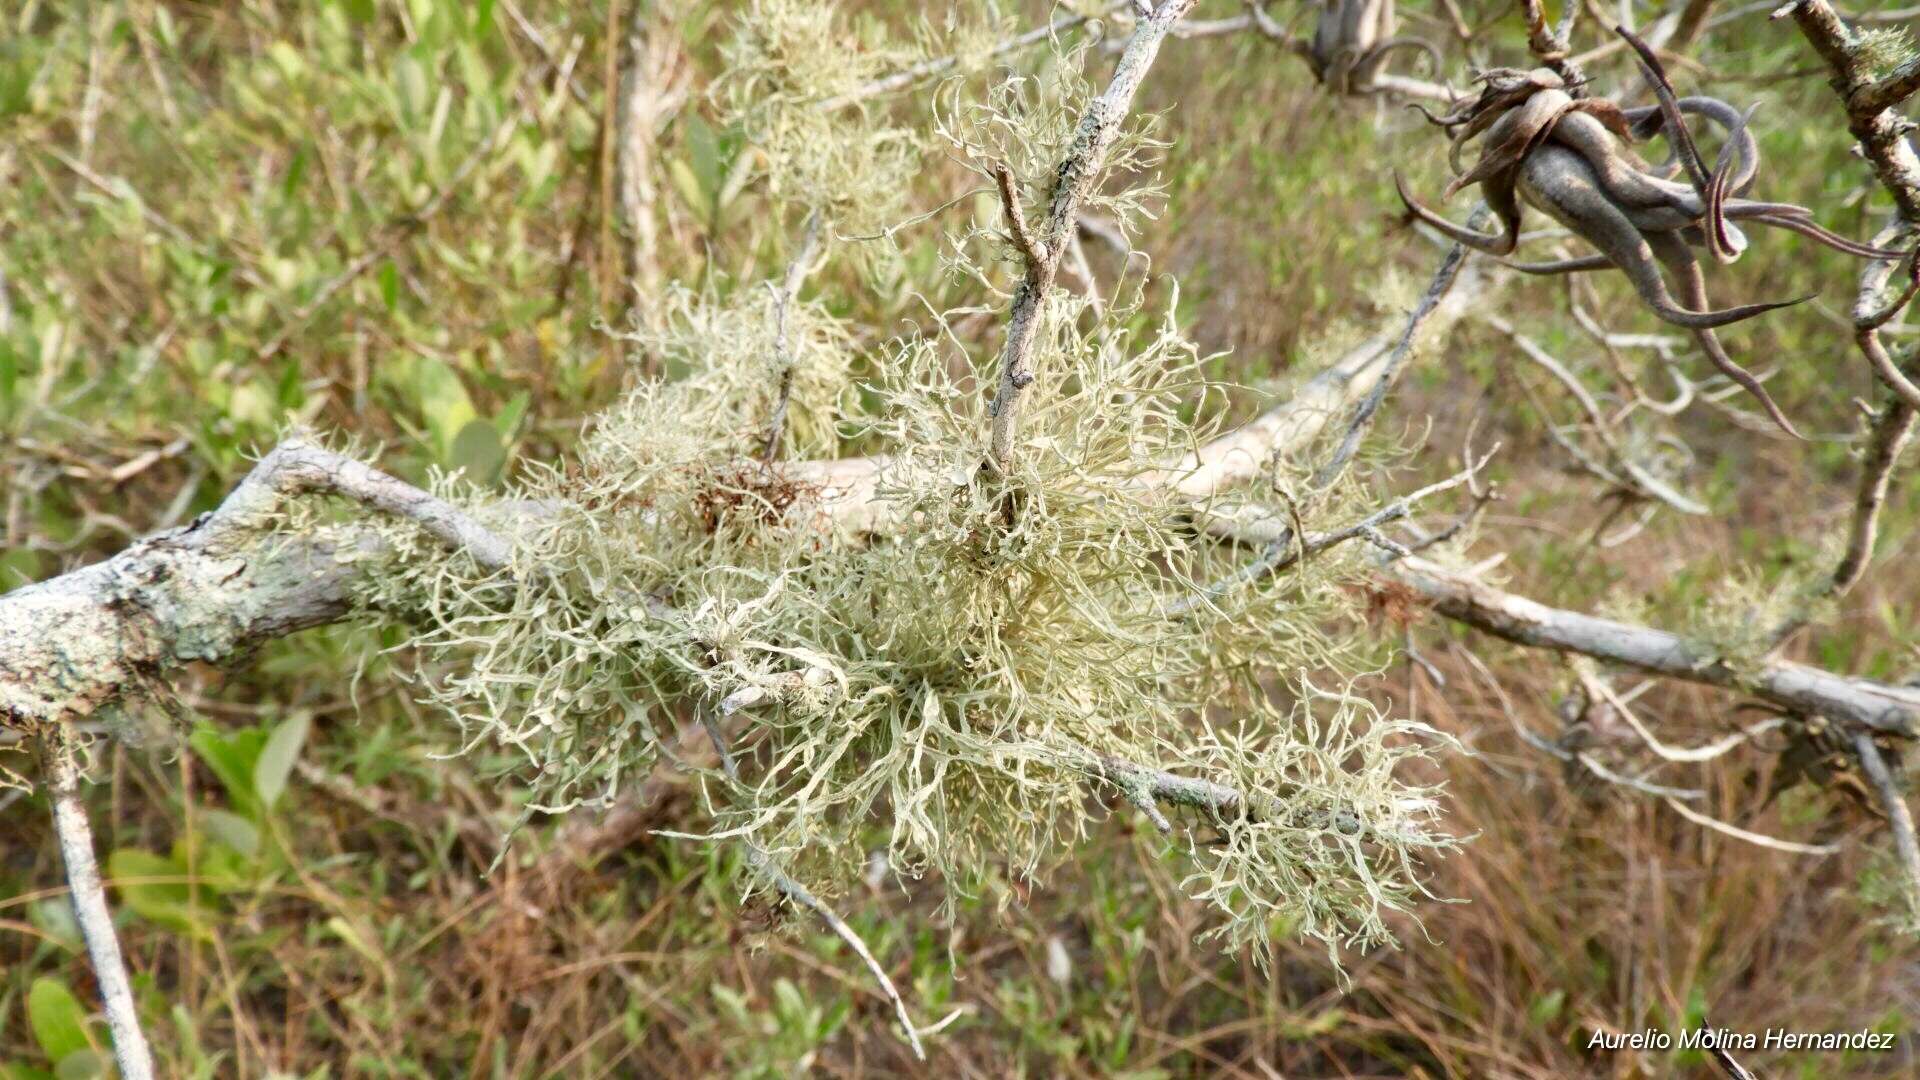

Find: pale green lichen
<box><xmin>355</xmin><ymin>20</ymin><xmax>1462</xmax><ymax>969</ymax></box>
<box><xmin>1855</xmin><ymin>27</ymin><xmax>1918</xmax><ymax>81</ymax></box>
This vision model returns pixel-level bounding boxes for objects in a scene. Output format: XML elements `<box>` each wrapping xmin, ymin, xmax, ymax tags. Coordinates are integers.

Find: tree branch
<box><xmin>1852</xmin><ymin>730</ymin><xmax>1920</xmax><ymax>922</ymax></box>
<box><xmin>41</xmin><ymin>734</ymin><xmax>156</xmax><ymax>1080</ymax></box>
<box><xmin>985</xmin><ymin>0</ymin><xmax>1199</xmax><ymax>472</ymax></box>
<box><xmin>1385</xmin><ymin>555</ymin><xmax>1920</xmax><ymax>735</ymax></box>
<box><xmin>762</xmin><ymin>210</ymin><xmax>824</xmax><ymax>463</ymax></box>
<box><xmin>1</xmin><ymin>436</ymin><xmax>510</xmax><ymax>729</ymax></box>
<box><xmin>1775</xmin><ymin>0</ymin><xmax>1920</xmax><ymax>220</ymax></box>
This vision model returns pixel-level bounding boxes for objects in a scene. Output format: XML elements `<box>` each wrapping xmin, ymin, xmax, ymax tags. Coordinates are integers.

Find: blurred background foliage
<box><xmin>3</xmin><ymin>0</ymin><xmax>1920</xmax><ymax>1075</ymax></box>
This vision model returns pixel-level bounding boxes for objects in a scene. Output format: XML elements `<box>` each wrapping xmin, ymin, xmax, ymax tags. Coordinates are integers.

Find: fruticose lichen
<box><xmin>356</xmin><ymin>5</ymin><xmax>1462</xmax><ymax>968</ymax></box>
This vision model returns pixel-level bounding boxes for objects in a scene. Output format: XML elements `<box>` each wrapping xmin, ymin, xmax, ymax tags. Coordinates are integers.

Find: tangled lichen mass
<box><xmin>335</xmin><ymin>5</ymin><xmax>1474</xmax><ymax>966</ymax></box>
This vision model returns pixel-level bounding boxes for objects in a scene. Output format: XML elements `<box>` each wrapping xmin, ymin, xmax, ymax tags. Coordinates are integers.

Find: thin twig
<box><xmin>1387</xmin><ymin>555</ymin><xmax>1920</xmax><ymax>734</ymax></box>
<box><xmin>1176</xmin><ymin>447</ymin><xmax>1497</xmax><ymax>615</ymax></box>
<box><xmin>697</xmin><ymin>719</ymin><xmax>925</xmax><ymax>1059</ymax></box>
<box><xmin>1662</xmin><ymin>794</ymin><xmax>1841</xmax><ymax>855</ymax></box>
<box><xmin>1482</xmin><ymin>313</ymin><xmax>1710</xmax><ymax>515</ymax></box>
<box><xmin>816</xmin><ymin>1</ymin><xmax>1130</xmax><ymax>110</ymax></box>
<box><xmin>1310</xmin><ymin>214</ymin><xmax>1484</xmax><ymax>490</ymax></box>
<box><xmin>762</xmin><ymin>211</ymin><xmax>824</xmax><ymax>463</ymax></box>
<box><xmin>237</xmin><ymin>439</ymin><xmax>515</xmax><ymax>570</ymax></box>
<box><xmin>1852</xmin><ymin>731</ymin><xmax>1920</xmax><ymax>922</ymax></box>
<box><xmin>40</xmin><ymin>733</ymin><xmax>156</xmax><ymax>1080</ymax></box>
<box><xmin>1589</xmin><ymin>675</ymin><xmax>1788</xmax><ymax>763</ymax></box>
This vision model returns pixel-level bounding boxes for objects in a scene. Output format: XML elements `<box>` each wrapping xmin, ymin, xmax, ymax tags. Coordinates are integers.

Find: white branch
<box><xmin>43</xmin><ymin>736</ymin><xmax>155</xmax><ymax>1080</ymax></box>
<box><xmin>1385</xmin><ymin>556</ymin><xmax>1920</xmax><ymax>735</ymax></box>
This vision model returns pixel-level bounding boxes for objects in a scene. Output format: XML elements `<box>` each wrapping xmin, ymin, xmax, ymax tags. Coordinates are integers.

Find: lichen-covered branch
<box><xmin>1852</xmin><ymin>730</ymin><xmax>1920</xmax><ymax>924</ymax></box>
<box><xmin>1385</xmin><ymin>556</ymin><xmax>1920</xmax><ymax>735</ymax></box>
<box><xmin>0</xmin><ymin>437</ymin><xmax>508</xmax><ymax>730</ymax></box>
<box><xmin>985</xmin><ymin>0</ymin><xmax>1198</xmax><ymax>471</ymax></box>
<box><xmin>814</xmin><ymin>1</ymin><xmax>1128</xmax><ymax>111</ymax></box>
<box><xmin>1776</xmin><ymin>0</ymin><xmax>1920</xmax><ymax>220</ymax></box>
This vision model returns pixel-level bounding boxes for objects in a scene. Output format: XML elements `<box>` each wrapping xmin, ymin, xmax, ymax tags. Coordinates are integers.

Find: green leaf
<box><xmin>254</xmin><ymin>713</ymin><xmax>310</xmax><ymax>812</ymax></box>
<box><xmin>189</xmin><ymin>723</ymin><xmax>267</xmax><ymax>815</ymax></box>
<box><xmin>52</xmin><ymin>1052</ymin><xmax>105</xmax><ymax>1080</ymax></box>
<box><xmin>410</xmin><ymin>355</ymin><xmax>478</xmax><ymax>464</ymax></box>
<box><xmin>469</xmin><ymin>0</ymin><xmax>497</xmax><ymax>39</ymax></box>
<box><xmin>27</xmin><ymin>978</ymin><xmax>92</xmax><ymax>1062</ymax></box>
<box><xmin>684</xmin><ymin>115</ymin><xmax>720</xmax><ymax>201</ymax></box>
<box><xmin>667</xmin><ymin>159</ymin><xmax>713</xmax><ymax>226</ymax></box>
<box><xmin>378</xmin><ymin>260</ymin><xmax>400</xmax><ymax>312</ymax></box>
<box><xmin>325</xmin><ymin>917</ymin><xmax>386</xmax><ymax>968</ymax></box>
<box><xmin>198</xmin><ymin>808</ymin><xmax>262</xmax><ymax>859</ymax></box>
<box><xmin>449</xmin><ymin>419</ymin><xmax>504</xmax><ymax>484</ymax></box>
<box><xmin>107</xmin><ymin>848</ymin><xmax>209</xmax><ymax>937</ymax></box>
<box><xmin>491</xmin><ymin>391</ymin><xmax>530</xmax><ymax>442</ymax></box>
<box><xmin>26</xmin><ymin>897</ymin><xmax>82</xmax><ymax>953</ymax></box>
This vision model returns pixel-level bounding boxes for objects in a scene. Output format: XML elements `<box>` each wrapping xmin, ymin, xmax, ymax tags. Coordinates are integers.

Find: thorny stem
<box><xmin>985</xmin><ymin>0</ymin><xmax>1198</xmax><ymax>473</ymax></box>
<box><xmin>40</xmin><ymin>734</ymin><xmax>156</xmax><ymax>1080</ymax></box>
<box><xmin>762</xmin><ymin>210</ymin><xmax>824</xmax><ymax>463</ymax></box>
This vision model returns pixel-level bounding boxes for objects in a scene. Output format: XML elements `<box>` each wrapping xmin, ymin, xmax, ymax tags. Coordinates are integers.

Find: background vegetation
<box><xmin>4</xmin><ymin>0</ymin><xmax>1919</xmax><ymax>1075</ymax></box>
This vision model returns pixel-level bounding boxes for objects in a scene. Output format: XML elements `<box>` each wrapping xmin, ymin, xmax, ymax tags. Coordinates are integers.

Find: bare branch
<box><xmin>1588</xmin><ymin>675</ymin><xmax>1788</xmax><ymax>764</ymax></box>
<box><xmin>1174</xmin><ymin>447</ymin><xmax>1498</xmax><ymax>615</ymax></box>
<box><xmin>1662</xmin><ymin>794</ymin><xmax>1841</xmax><ymax>855</ymax></box>
<box><xmin>1310</xmin><ymin>213</ymin><xmax>1486</xmax><ymax>491</ymax></box>
<box><xmin>40</xmin><ymin>734</ymin><xmax>156</xmax><ymax>1080</ymax></box>
<box><xmin>991</xmin><ymin>161</ymin><xmax>1046</xmax><ymax>266</ymax></box>
<box><xmin>1829</xmin><ymin>400</ymin><xmax>1918</xmax><ymax>598</ymax></box>
<box><xmin>1852</xmin><ymin>730</ymin><xmax>1920</xmax><ymax>922</ymax></box>
<box><xmin>1482</xmin><ymin>312</ymin><xmax>1710</xmax><ymax>515</ymax></box>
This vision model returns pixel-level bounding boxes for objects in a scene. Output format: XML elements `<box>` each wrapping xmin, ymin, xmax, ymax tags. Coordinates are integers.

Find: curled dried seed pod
<box><xmin>1397</xmin><ymin>40</ymin><xmax>1911</xmax><ymax>437</ymax></box>
<box><xmin>1308</xmin><ymin>0</ymin><xmax>1442</xmax><ymax>95</ymax></box>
